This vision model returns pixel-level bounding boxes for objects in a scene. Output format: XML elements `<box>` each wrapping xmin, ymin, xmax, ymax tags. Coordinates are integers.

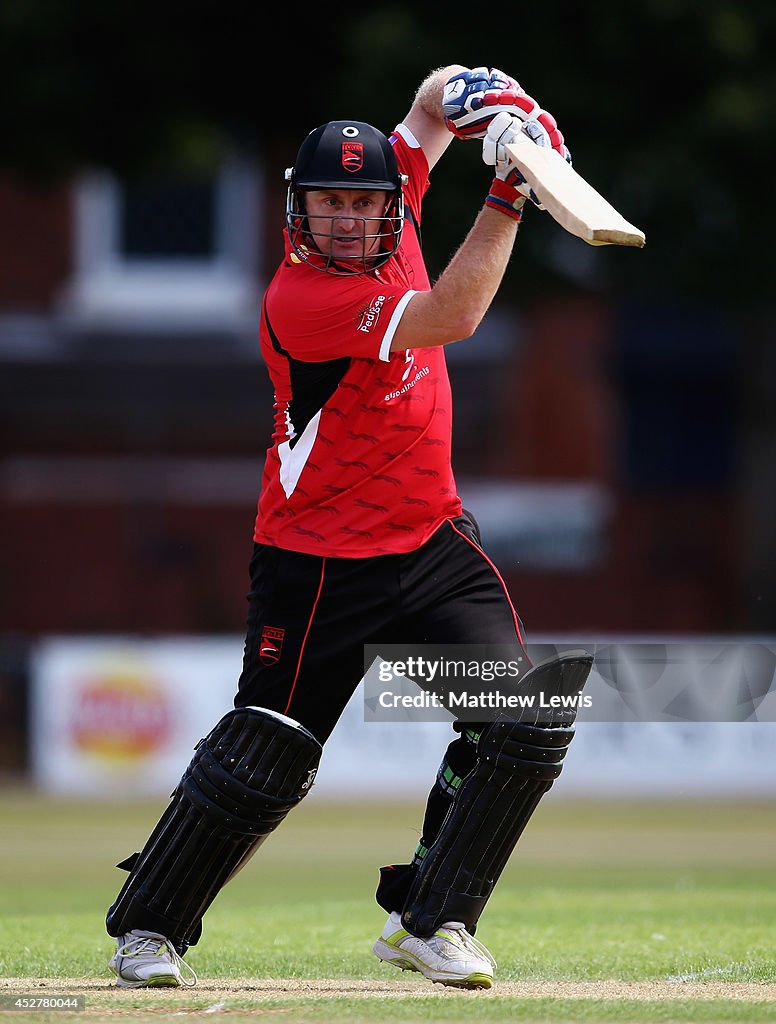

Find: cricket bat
<box><xmin>505</xmin><ymin>135</ymin><xmax>645</xmax><ymax>247</ymax></box>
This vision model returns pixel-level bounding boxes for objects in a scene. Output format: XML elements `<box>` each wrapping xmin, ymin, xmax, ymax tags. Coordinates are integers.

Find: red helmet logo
<box><xmin>342</xmin><ymin>142</ymin><xmax>364</xmax><ymax>173</ymax></box>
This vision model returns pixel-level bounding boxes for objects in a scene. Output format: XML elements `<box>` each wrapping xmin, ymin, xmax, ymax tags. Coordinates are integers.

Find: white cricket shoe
<box><xmin>109</xmin><ymin>929</ymin><xmax>197</xmax><ymax>988</ymax></box>
<box><xmin>373</xmin><ymin>911</ymin><xmax>496</xmax><ymax>989</ymax></box>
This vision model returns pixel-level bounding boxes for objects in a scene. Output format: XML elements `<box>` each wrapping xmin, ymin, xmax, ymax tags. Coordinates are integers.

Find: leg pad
<box><xmin>400</xmin><ymin>652</ymin><xmax>593</xmax><ymax>936</ymax></box>
<box><xmin>106</xmin><ymin>706</ymin><xmax>321</xmax><ymax>951</ymax></box>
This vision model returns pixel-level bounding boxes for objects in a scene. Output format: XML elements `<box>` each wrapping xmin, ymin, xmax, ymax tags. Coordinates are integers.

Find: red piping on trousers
<box><xmin>284</xmin><ymin>558</ymin><xmax>327</xmax><ymax>715</ymax></box>
<box><xmin>447</xmin><ymin>519</ymin><xmax>533</xmax><ymax>668</ymax></box>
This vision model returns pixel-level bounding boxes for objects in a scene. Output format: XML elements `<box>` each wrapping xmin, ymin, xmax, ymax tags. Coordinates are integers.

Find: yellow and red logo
<box><xmin>69</xmin><ymin>667</ymin><xmax>173</xmax><ymax>761</ymax></box>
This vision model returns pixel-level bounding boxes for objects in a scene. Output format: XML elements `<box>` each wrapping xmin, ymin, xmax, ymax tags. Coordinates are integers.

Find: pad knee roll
<box><xmin>106</xmin><ymin>706</ymin><xmax>321</xmax><ymax>950</ymax></box>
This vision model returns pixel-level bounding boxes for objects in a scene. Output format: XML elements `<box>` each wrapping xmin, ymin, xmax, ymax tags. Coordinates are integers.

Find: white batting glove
<box><xmin>483</xmin><ymin>110</ymin><xmax>552</xmax><ymax>210</ymax></box>
<box><xmin>483</xmin><ymin>115</ymin><xmax>528</xmax><ymax>221</ymax></box>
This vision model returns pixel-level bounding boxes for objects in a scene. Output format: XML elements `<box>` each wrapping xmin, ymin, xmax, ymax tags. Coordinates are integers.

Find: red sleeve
<box><xmin>389</xmin><ymin>126</ymin><xmax>430</xmax><ymax>229</ymax></box>
<box><xmin>265</xmin><ymin>269</ymin><xmax>415</xmax><ymax>364</ymax></box>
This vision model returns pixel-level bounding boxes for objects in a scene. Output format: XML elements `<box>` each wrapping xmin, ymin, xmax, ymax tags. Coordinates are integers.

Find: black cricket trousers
<box><xmin>234</xmin><ymin>511</ymin><xmax>529</xmax><ymax>745</ymax></box>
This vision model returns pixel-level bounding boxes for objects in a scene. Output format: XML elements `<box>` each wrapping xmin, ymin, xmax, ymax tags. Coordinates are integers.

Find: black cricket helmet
<box><xmin>285</xmin><ymin>120</ymin><xmax>406</xmax><ymax>275</ymax></box>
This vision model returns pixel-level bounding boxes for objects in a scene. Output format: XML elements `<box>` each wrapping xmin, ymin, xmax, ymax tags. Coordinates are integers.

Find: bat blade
<box><xmin>505</xmin><ymin>137</ymin><xmax>645</xmax><ymax>248</ymax></box>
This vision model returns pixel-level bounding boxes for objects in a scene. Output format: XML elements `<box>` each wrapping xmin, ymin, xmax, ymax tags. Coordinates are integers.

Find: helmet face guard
<box><xmin>285</xmin><ymin>120</ymin><xmax>406</xmax><ymax>276</ymax></box>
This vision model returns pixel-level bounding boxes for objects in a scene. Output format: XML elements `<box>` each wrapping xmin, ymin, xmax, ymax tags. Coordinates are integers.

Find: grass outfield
<box><xmin>1</xmin><ymin>786</ymin><xmax>775</xmax><ymax>1022</ymax></box>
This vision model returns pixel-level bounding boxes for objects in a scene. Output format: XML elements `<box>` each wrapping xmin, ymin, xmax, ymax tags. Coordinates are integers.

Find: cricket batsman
<box><xmin>104</xmin><ymin>63</ymin><xmax>592</xmax><ymax>991</ymax></box>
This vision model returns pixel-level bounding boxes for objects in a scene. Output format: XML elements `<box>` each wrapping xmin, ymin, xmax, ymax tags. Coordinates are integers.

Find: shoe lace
<box><xmin>442</xmin><ymin>922</ymin><xmax>497</xmax><ymax>968</ymax></box>
<box><xmin>118</xmin><ymin>933</ymin><xmax>198</xmax><ymax>987</ymax></box>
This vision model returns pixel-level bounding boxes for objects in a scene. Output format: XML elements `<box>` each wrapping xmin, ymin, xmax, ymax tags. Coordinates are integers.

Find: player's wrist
<box><xmin>485</xmin><ymin>178</ymin><xmax>526</xmax><ymax>221</ymax></box>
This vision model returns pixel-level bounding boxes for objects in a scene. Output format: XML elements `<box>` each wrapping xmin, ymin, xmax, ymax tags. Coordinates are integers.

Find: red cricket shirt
<box><xmin>253</xmin><ymin>124</ymin><xmax>462</xmax><ymax>557</ymax></box>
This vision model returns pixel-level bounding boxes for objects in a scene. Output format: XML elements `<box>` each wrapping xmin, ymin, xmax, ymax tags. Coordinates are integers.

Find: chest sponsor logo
<box><xmin>358</xmin><ymin>294</ymin><xmax>389</xmax><ymax>333</ymax></box>
<box><xmin>260</xmin><ymin>625</ymin><xmax>286</xmax><ymax>665</ymax></box>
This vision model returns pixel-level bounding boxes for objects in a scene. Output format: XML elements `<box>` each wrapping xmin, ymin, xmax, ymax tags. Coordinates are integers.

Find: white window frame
<box><xmin>57</xmin><ymin>155</ymin><xmax>262</xmax><ymax>333</ymax></box>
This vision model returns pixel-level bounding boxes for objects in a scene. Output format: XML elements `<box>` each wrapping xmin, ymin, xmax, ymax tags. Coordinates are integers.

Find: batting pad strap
<box><xmin>106</xmin><ymin>707</ymin><xmax>321</xmax><ymax>952</ymax></box>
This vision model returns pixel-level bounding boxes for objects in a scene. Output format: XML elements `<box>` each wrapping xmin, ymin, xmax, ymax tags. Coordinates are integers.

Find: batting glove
<box><xmin>443</xmin><ymin>66</ymin><xmax>531</xmax><ymax>140</ymax></box>
<box><xmin>484</xmin><ymin>128</ymin><xmax>527</xmax><ymax>220</ymax></box>
<box><xmin>483</xmin><ymin>109</ymin><xmax>572</xmax><ymax>213</ymax></box>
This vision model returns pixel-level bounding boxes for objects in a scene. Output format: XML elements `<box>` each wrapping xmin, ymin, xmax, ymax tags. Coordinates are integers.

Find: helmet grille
<box><xmin>285</xmin><ymin>120</ymin><xmax>406</xmax><ymax>276</ymax></box>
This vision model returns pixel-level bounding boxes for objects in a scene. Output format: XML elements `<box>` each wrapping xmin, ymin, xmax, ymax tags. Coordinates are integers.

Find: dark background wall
<box><xmin>0</xmin><ymin>0</ymin><xmax>773</xmax><ymax>659</ymax></box>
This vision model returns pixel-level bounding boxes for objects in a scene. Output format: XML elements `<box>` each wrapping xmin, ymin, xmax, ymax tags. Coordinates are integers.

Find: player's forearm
<box><xmin>390</xmin><ymin>205</ymin><xmax>518</xmax><ymax>351</ymax></box>
<box><xmin>433</xmin><ymin>207</ymin><xmax>519</xmax><ymax>336</ymax></box>
<box><xmin>404</xmin><ymin>65</ymin><xmax>468</xmax><ymax>170</ymax></box>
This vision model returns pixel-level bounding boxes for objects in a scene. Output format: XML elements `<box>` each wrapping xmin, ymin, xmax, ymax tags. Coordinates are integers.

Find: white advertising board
<box><xmin>31</xmin><ymin>635</ymin><xmax>776</xmax><ymax>798</ymax></box>
<box><xmin>31</xmin><ymin>636</ymin><xmax>242</xmax><ymax>796</ymax></box>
